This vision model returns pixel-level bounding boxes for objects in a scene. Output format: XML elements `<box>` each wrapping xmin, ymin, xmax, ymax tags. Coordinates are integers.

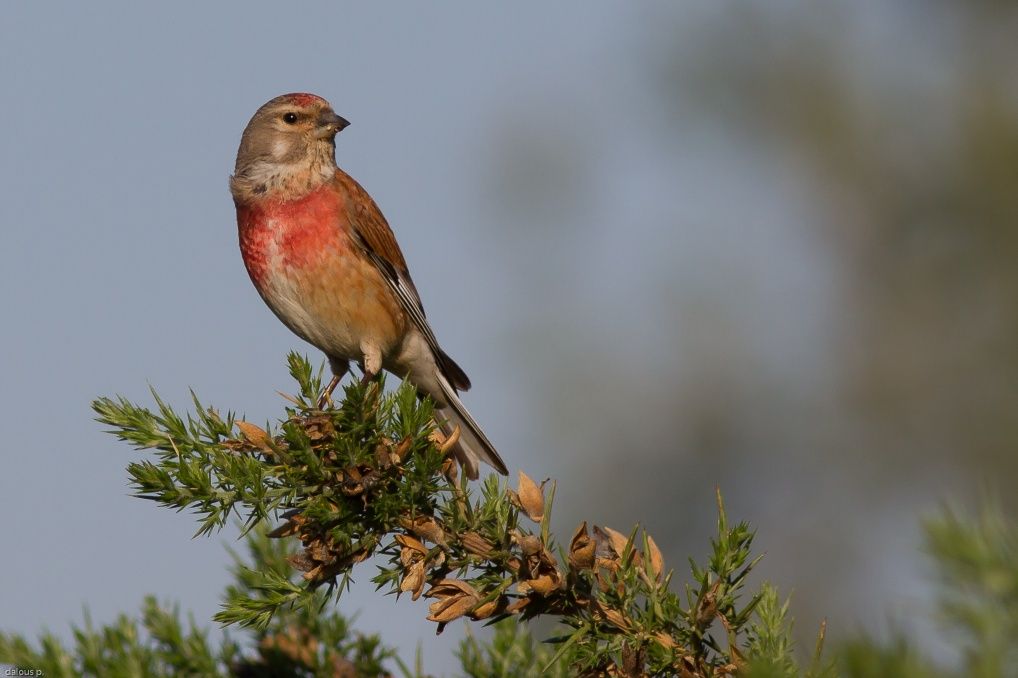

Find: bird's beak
<box><xmin>315</xmin><ymin>111</ymin><xmax>350</xmax><ymax>138</ymax></box>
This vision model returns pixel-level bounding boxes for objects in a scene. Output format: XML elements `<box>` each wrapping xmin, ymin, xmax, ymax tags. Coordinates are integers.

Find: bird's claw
<box><xmin>317</xmin><ymin>374</ymin><xmax>341</xmax><ymax>410</ymax></box>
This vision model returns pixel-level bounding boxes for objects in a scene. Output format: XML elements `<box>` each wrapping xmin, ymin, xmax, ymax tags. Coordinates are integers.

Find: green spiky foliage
<box><xmin>83</xmin><ymin>353</ymin><xmax>781</xmax><ymax>676</ymax></box>
<box><xmin>3</xmin><ymin>353</ymin><xmax>1012</xmax><ymax>676</ymax></box>
<box><xmin>0</xmin><ymin>528</ymin><xmax>399</xmax><ymax>677</ymax></box>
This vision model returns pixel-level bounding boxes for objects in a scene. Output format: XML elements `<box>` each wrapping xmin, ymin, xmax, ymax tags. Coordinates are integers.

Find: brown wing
<box><xmin>336</xmin><ymin>168</ymin><xmax>409</xmax><ymax>271</ymax></box>
<box><xmin>335</xmin><ymin>169</ymin><xmax>472</xmax><ymax>391</ymax></box>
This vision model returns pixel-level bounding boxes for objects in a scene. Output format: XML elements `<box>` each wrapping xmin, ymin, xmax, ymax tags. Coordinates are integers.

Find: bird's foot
<box><xmin>316</xmin><ymin>374</ymin><xmax>341</xmax><ymax>410</ymax></box>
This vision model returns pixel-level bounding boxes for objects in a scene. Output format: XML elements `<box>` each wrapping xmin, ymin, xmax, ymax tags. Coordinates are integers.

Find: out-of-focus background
<box><xmin>2</xmin><ymin>2</ymin><xmax>1016</xmax><ymax>674</ymax></box>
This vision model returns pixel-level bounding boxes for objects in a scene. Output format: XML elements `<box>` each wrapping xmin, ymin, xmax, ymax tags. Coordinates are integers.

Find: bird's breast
<box><xmin>235</xmin><ymin>182</ymin><xmax>405</xmax><ymax>359</ymax></box>
<box><xmin>237</xmin><ymin>184</ymin><xmax>346</xmax><ymax>289</ymax></box>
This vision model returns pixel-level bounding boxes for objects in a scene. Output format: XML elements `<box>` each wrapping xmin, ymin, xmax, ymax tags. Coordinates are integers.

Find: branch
<box><xmin>92</xmin><ymin>352</ymin><xmax>783</xmax><ymax>677</ymax></box>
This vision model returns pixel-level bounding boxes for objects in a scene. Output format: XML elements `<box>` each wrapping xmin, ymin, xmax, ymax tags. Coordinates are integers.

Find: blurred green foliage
<box><xmin>481</xmin><ymin>2</ymin><xmax>1018</xmax><ymax>661</ymax></box>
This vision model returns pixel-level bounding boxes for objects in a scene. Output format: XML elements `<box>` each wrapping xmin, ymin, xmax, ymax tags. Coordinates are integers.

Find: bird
<box><xmin>230</xmin><ymin>93</ymin><xmax>508</xmax><ymax>479</ymax></box>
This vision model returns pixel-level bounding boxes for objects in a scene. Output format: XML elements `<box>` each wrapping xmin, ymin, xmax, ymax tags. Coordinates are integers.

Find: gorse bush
<box><xmin>0</xmin><ymin>353</ymin><xmax>1015</xmax><ymax>676</ymax></box>
<box><xmin>88</xmin><ymin>353</ymin><xmax>777</xmax><ymax>676</ymax></box>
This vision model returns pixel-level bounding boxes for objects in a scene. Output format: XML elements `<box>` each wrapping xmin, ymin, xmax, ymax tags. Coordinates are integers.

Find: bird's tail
<box><xmin>434</xmin><ymin>372</ymin><xmax>508</xmax><ymax>479</ymax></box>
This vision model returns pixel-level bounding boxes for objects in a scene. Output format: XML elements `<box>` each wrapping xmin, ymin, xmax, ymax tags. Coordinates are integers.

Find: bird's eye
<box><xmin>282</xmin><ymin>112</ymin><xmax>298</xmax><ymax>124</ymax></box>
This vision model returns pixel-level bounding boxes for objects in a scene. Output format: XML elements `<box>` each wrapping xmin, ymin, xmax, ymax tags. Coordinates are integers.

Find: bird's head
<box><xmin>231</xmin><ymin>93</ymin><xmax>350</xmax><ymax>202</ymax></box>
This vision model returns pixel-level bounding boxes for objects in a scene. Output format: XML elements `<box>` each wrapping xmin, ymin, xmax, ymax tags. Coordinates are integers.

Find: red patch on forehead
<box><xmin>283</xmin><ymin>92</ymin><xmax>326</xmax><ymax>107</ymax></box>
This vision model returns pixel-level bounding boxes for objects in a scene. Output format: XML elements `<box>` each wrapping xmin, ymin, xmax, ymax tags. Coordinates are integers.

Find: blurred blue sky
<box><xmin>5</xmin><ymin>1</ymin><xmax>1007</xmax><ymax>674</ymax></box>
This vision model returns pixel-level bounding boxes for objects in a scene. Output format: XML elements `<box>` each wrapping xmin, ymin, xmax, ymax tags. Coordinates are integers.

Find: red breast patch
<box><xmin>237</xmin><ymin>184</ymin><xmax>345</xmax><ymax>289</ymax></box>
